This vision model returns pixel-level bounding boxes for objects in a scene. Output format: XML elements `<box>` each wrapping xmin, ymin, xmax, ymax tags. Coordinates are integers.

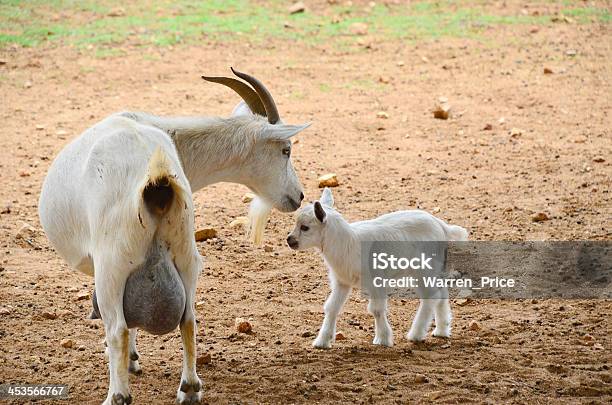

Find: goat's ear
<box><xmin>231</xmin><ymin>101</ymin><xmax>254</xmax><ymax>117</ymax></box>
<box><xmin>263</xmin><ymin>122</ymin><xmax>311</xmax><ymax>141</ymax></box>
<box><xmin>314</xmin><ymin>201</ymin><xmax>327</xmax><ymax>223</ymax></box>
<box><xmin>320</xmin><ymin>187</ymin><xmax>334</xmax><ymax>207</ymax></box>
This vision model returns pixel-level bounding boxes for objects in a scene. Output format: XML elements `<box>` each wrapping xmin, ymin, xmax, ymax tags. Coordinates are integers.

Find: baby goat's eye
<box><xmin>282</xmin><ymin>147</ymin><xmax>291</xmax><ymax>157</ymax></box>
<box><xmin>300</xmin><ymin>225</ymin><xmax>309</xmax><ymax>232</ymax></box>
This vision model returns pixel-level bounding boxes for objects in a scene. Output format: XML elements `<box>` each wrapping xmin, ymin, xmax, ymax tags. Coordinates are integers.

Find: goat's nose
<box><xmin>287</xmin><ymin>235</ymin><xmax>298</xmax><ymax>249</ymax></box>
<box><xmin>299</xmin><ymin>192</ymin><xmax>304</xmax><ymax>202</ymax></box>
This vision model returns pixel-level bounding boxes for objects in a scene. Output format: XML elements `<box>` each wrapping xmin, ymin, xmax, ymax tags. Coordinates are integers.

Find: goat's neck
<box><xmin>131</xmin><ymin>113</ymin><xmax>259</xmax><ymax>191</ymax></box>
<box><xmin>320</xmin><ymin>215</ymin><xmax>360</xmax><ymax>273</ymax></box>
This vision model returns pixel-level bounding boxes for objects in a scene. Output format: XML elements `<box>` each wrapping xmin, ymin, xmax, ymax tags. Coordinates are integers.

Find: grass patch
<box><xmin>0</xmin><ymin>0</ymin><xmax>609</xmax><ymax>51</ymax></box>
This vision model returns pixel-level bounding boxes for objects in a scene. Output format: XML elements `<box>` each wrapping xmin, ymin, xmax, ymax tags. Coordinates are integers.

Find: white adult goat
<box><xmin>39</xmin><ymin>69</ymin><xmax>309</xmax><ymax>405</ymax></box>
<box><xmin>287</xmin><ymin>188</ymin><xmax>468</xmax><ymax>349</ymax></box>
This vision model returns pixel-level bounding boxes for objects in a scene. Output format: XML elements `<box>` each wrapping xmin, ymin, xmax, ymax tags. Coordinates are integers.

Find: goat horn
<box><xmin>230</xmin><ymin>67</ymin><xmax>280</xmax><ymax>124</ymax></box>
<box><xmin>201</xmin><ymin>75</ymin><xmax>267</xmax><ymax>118</ymax></box>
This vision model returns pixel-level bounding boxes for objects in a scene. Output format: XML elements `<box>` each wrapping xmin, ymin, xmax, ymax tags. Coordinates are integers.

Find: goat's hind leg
<box><xmin>406</xmin><ymin>298</ymin><xmax>436</xmax><ymax>342</ymax></box>
<box><xmin>432</xmin><ymin>298</ymin><xmax>452</xmax><ymax>338</ymax></box>
<box><xmin>128</xmin><ymin>329</ymin><xmax>142</xmax><ymax>375</ymax></box>
<box><xmin>368</xmin><ymin>298</ymin><xmax>393</xmax><ymax>347</ymax></box>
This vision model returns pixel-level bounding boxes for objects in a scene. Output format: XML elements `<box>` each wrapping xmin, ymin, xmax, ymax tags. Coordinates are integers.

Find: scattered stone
<box><xmin>483</xmin><ymin>123</ymin><xmax>493</xmax><ymax>131</ymax></box>
<box><xmin>301</xmin><ymin>331</ymin><xmax>314</xmax><ymax>338</ymax></box>
<box><xmin>498</xmin><ymin>117</ymin><xmax>506</xmax><ymax>125</ymax></box>
<box><xmin>41</xmin><ymin>311</ymin><xmax>57</xmax><ymax>320</ymax></box>
<box><xmin>263</xmin><ymin>244</ymin><xmax>273</xmax><ymax>253</ymax></box>
<box><xmin>0</xmin><ymin>307</ymin><xmax>11</xmax><ymax>316</ymax></box>
<box><xmin>0</xmin><ymin>59</ymin><xmax>6</xmax><ymax>65</ymax></box>
<box><xmin>242</xmin><ymin>193</ymin><xmax>255</xmax><ymax>203</ymax></box>
<box><xmin>583</xmin><ymin>334</ymin><xmax>594</xmax><ymax>342</ymax></box>
<box><xmin>288</xmin><ymin>2</ymin><xmax>305</xmax><ymax>14</ymax></box>
<box><xmin>24</xmin><ymin>81</ymin><xmax>32</xmax><ymax>89</ymax></box>
<box><xmin>592</xmin><ymin>156</ymin><xmax>605</xmax><ymax>163</ymax></box>
<box><xmin>378</xmin><ymin>76</ymin><xmax>390</xmax><ymax>84</ymax></box>
<box><xmin>335</xmin><ymin>332</ymin><xmax>346</xmax><ymax>341</ymax></box>
<box><xmin>318</xmin><ymin>173</ymin><xmax>339</xmax><ymax>188</ymax></box>
<box><xmin>531</xmin><ymin>212</ymin><xmax>550</xmax><ymax>222</ymax></box>
<box><xmin>468</xmin><ymin>320</ymin><xmax>481</xmax><ymax>331</ymax></box>
<box><xmin>1</xmin><ymin>204</ymin><xmax>10</xmax><ymax>214</ymax></box>
<box><xmin>349</xmin><ymin>22</ymin><xmax>368</xmax><ymax>36</ymax></box>
<box><xmin>546</xmin><ymin>363</ymin><xmax>565</xmax><ymax>374</ymax></box>
<box><xmin>195</xmin><ymin>228</ymin><xmax>217</xmax><ymax>242</ymax></box>
<box><xmin>196</xmin><ymin>353</ymin><xmax>212</xmax><ymax>366</ymax></box>
<box><xmin>195</xmin><ymin>301</ymin><xmax>205</xmax><ymax>310</ymax></box>
<box><xmin>428</xmin><ymin>391</ymin><xmax>443</xmax><ymax>400</ymax></box>
<box><xmin>456</xmin><ymin>298</ymin><xmax>471</xmax><ymax>306</ymax></box>
<box><xmin>235</xmin><ymin>317</ymin><xmax>252</xmax><ymax>334</ymax></box>
<box><xmin>543</xmin><ymin>67</ymin><xmax>553</xmax><ymax>74</ymax></box>
<box><xmin>60</xmin><ymin>339</ymin><xmax>74</xmax><ymax>349</ymax></box>
<box><xmin>566</xmin><ymin>49</ymin><xmax>577</xmax><ymax>57</ymax></box>
<box><xmin>414</xmin><ymin>374</ymin><xmax>428</xmax><ymax>383</ymax></box>
<box><xmin>509</xmin><ymin>128</ymin><xmax>523</xmax><ymax>138</ymax></box>
<box><xmin>229</xmin><ymin>216</ymin><xmax>249</xmax><ymax>228</ymax></box>
<box><xmin>593</xmin><ymin>343</ymin><xmax>604</xmax><ymax>350</ymax></box>
<box><xmin>107</xmin><ymin>7</ymin><xmax>125</xmax><ymax>17</ymax></box>
<box><xmin>376</xmin><ymin>111</ymin><xmax>389</xmax><ymax>119</ymax></box>
<box><xmin>396</xmin><ymin>60</ymin><xmax>405</xmax><ymax>67</ymax></box>
<box><xmin>35</xmin><ymin>124</ymin><xmax>45</xmax><ymax>131</ymax></box>
<box><xmin>76</xmin><ymin>291</ymin><xmax>90</xmax><ymax>301</ymax></box>
<box><xmin>433</xmin><ymin>103</ymin><xmax>451</xmax><ymax>120</ymax></box>
<box><xmin>55</xmin><ymin>129</ymin><xmax>68</xmax><ymax>136</ymax></box>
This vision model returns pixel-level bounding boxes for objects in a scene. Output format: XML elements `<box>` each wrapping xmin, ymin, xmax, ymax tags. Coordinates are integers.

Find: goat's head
<box><xmin>202</xmin><ymin>68</ymin><xmax>308</xmax><ymax>213</ymax></box>
<box><xmin>287</xmin><ymin>188</ymin><xmax>335</xmax><ymax>250</ymax></box>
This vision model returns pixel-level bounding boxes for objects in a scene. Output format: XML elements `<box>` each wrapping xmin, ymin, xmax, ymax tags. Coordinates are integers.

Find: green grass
<box><xmin>0</xmin><ymin>0</ymin><xmax>609</xmax><ymax>51</ymax></box>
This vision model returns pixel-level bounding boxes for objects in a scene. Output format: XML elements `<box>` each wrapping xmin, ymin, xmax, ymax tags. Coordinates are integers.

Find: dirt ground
<box><xmin>1</xmin><ymin>1</ymin><xmax>611</xmax><ymax>403</ymax></box>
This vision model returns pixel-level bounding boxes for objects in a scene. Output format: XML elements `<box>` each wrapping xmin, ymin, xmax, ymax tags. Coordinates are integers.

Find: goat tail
<box><xmin>140</xmin><ymin>146</ymin><xmax>185</xmax><ymax>218</ymax></box>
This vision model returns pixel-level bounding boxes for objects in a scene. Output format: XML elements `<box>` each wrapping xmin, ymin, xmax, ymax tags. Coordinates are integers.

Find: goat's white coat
<box><xmin>287</xmin><ymin>188</ymin><xmax>468</xmax><ymax>348</ymax></box>
<box><xmin>39</xmin><ymin>106</ymin><xmax>308</xmax><ymax>404</ymax></box>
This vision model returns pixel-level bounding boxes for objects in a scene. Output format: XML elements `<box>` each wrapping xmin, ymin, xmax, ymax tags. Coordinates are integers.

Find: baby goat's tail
<box><xmin>434</xmin><ymin>217</ymin><xmax>469</xmax><ymax>241</ymax></box>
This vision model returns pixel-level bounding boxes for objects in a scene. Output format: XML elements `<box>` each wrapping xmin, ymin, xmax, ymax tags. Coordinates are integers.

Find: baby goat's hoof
<box><xmin>177</xmin><ymin>379</ymin><xmax>203</xmax><ymax>405</ymax></box>
<box><xmin>373</xmin><ymin>336</ymin><xmax>393</xmax><ymax>347</ymax></box>
<box><xmin>432</xmin><ymin>327</ymin><xmax>451</xmax><ymax>338</ymax></box>
<box><xmin>110</xmin><ymin>393</ymin><xmax>132</xmax><ymax>405</ymax></box>
<box><xmin>406</xmin><ymin>329</ymin><xmax>427</xmax><ymax>342</ymax></box>
<box><xmin>128</xmin><ymin>361</ymin><xmax>142</xmax><ymax>376</ymax></box>
<box><xmin>312</xmin><ymin>338</ymin><xmax>333</xmax><ymax>349</ymax></box>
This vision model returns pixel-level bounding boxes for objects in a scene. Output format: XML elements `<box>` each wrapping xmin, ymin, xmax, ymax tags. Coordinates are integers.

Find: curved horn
<box><xmin>201</xmin><ymin>75</ymin><xmax>267</xmax><ymax>118</ymax></box>
<box><xmin>230</xmin><ymin>67</ymin><xmax>280</xmax><ymax>124</ymax></box>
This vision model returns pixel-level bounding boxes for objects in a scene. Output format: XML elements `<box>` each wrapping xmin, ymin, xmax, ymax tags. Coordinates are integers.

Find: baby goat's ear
<box><xmin>314</xmin><ymin>201</ymin><xmax>327</xmax><ymax>223</ymax></box>
<box><xmin>263</xmin><ymin>122</ymin><xmax>311</xmax><ymax>141</ymax></box>
<box><xmin>320</xmin><ymin>187</ymin><xmax>334</xmax><ymax>207</ymax></box>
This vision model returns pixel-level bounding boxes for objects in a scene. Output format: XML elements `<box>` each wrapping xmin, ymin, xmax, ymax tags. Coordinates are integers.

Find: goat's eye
<box><xmin>282</xmin><ymin>147</ymin><xmax>291</xmax><ymax>157</ymax></box>
<box><xmin>300</xmin><ymin>225</ymin><xmax>309</xmax><ymax>232</ymax></box>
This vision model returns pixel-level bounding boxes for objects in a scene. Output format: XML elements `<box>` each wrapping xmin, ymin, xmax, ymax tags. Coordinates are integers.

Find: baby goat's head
<box><xmin>203</xmin><ymin>68</ymin><xmax>308</xmax><ymax>212</ymax></box>
<box><xmin>287</xmin><ymin>188</ymin><xmax>335</xmax><ymax>250</ymax></box>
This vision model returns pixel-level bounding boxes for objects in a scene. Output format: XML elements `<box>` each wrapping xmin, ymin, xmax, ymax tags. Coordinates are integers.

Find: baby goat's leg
<box><xmin>128</xmin><ymin>329</ymin><xmax>142</xmax><ymax>375</ymax></box>
<box><xmin>368</xmin><ymin>298</ymin><xmax>393</xmax><ymax>347</ymax></box>
<box><xmin>407</xmin><ymin>299</ymin><xmax>436</xmax><ymax>342</ymax></box>
<box><xmin>95</xmin><ymin>259</ymin><xmax>132</xmax><ymax>405</ymax></box>
<box><xmin>176</xmin><ymin>267</ymin><xmax>202</xmax><ymax>405</ymax></box>
<box><xmin>313</xmin><ymin>280</ymin><xmax>351</xmax><ymax>349</ymax></box>
<box><xmin>432</xmin><ymin>299</ymin><xmax>452</xmax><ymax>338</ymax></box>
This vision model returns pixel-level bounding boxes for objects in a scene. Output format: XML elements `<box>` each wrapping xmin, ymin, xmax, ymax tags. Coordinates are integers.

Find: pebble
<box><xmin>335</xmin><ymin>332</ymin><xmax>346</xmax><ymax>341</ymax></box>
<box><xmin>196</xmin><ymin>353</ymin><xmax>212</xmax><ymax>366</ymax></box>
<box><xmin>468</xmin><ymin>320</ymin><xmax>481</xmax><ymax>331</ymax></box>
<box><xmin>242</xmin><ymin>193</ymin><xmax>255</xmax><ymax>203</ymax></box>
<box><xmin>195</xmin><ymin>228</ymin><xmax>217</xmax><ymax>242</ymax></box>
<box><xmin>318</xmin><ymin>173</ymin><xmax>339</xmax><ymax>188</ymax></box>
<box><xmin>531</xmin><ymin>212</ymin><xmax>550</xmax><ymax>222</ymax></box>
<box><xmin>235</xmin><ymin>317</ymin><xmax>252</xmax><ymax>334</ymax></box>
<box><xmin>415</xmin><ymin>374</ymin><xmax>428</xmax><ymax>383</ymax></box>
<box><xmin>76</xmin><ymin>291</ymin><xmax>90</xmax><ymax>301</ymax></box>
<box><xmin>60</xmin><ymin>339</ymin><xmax>74</xmax><ymax>349</ymax></box>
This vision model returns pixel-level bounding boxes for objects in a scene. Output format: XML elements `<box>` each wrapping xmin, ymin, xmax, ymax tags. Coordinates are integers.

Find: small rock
<box><xmin>335</xmin><ymin>332</ymin><xmax>346</xmax><ymax>341</ymax></box>
<box><xmin>509</xmin><ymin>387</ymin><xmax>519</xmax><ymax>396</ymax></box>
<box><xmin>288</xmin><ymin>1</ymin><xmax>305</xmax><ymax>14</ymax></box>
<box><xmin>433</xmin><ymin>104</ymin><xmax>451</xmax><ymax>120</ymax></box>
<box><xmin>396</xmin><ymin>60</ymin><xmax>405</xmax><ymax>67</ymax></box>
<box><xmin>566</xmin><ymin>49</ymin><xmax>577</xmax><ymax>57</ymax></box>
<box><xmin>301</xmin><ymin>331</ymin><xmax>314</xmax><ymax>338</ymax></box>
<box><xmin>349</xmin><ymin>22</ymin><xmax>368</xmax><ymax>36</ymax></box>
<box><xmin>592</xmin><ymin>156</ymin><xmax>605</xmax><ymax>163</ymax></box>
<box><xmin>483</xmin><ymin>123</ymin><xmax>493</xmax><ymax>131</ymax></box>
<box><xmin>0</xmin><ymin>307</ymin><xmax>11</xmax><ymax>316</ymax></box>
<box><xmin>543</xmin><ymin>67</ymin><xmax>553</xmax><ymax>74</ymax></box>
<box><xmin>242</xmin><ymin>193</ymin><xmax>255</xmax><ymax>203</ymax></box>
<box><xmin>531</xmin><ymin>212</ymin><xmax>550</xmax><ymax>222</ymax></box>
<box><xmin>468</xmin><ymin>320</ymin><xmax>481</xmax><ymax>331</ymax></box>
<box><xmin>196</xmin><ymin>353</ymin><xmax>212</xmax><ymax>366</ymax></box>
<box><xmin>432</xmin><ymin>207</ymin><xmax>440</xmax><ymax>213</ymax></box>
<box><xmin>456</xmin><ymin>298</ymin><xmax>471</xmax><ymax>306</ymax></box>
<box><xmin>509</xmin><ymin>128</ymin><xmax>523</xmax><ymax>137</ymax></box>
<box><xmin>378</xmin><ymin>76</ymin><xmax>390</xmax><ymax>84</ymax></box>
<box><xmin>414</xmin><ymin>374</ymin><xmax>428</xmax><ymax>383</ymax></box>
<box><xmin>498</xmin><ymin>117</ymin><xmax>506</xmax><ymax>125</ymax></box>
<box><xmin>229</xmin><ymin>216</ymin><xmax>248</xmax><ymax>228</ymax></box>
<box><xmin>195</xmin><ymin>301</ymin><xmax>205</xmax><ymax>310</ymax></box>
<box><xmin>0</xmin><ymin>59</ymin><xmax>6</xmax><ymax>65</ymax></box>
<box><xmin>428</xmin><ymin>391</ymin><xmax>443</xmax><ymax>400</ymax></box>
<box><xmin>235</xmin><ymin>317</ymin><xmax>252</xmax><ymax>334</ymax></box>
<box><xmin>60</xmin><ymin>339</ymin><xmax>74</xmax><ymax>349</ymax></box>
<box><xmin>195</xmin><ymin>228</ymin><xmax>217</xmax><ymax>242</ymax></box>
<box><xmin>55</xmin><ymin>129</ymin><xmax>68</xmax><ymax>136</ymax></box>
<box><xmin>41</xmin><ymin>311</ymin><xmax>57</xmax><ymax>320</ymax></box>
<box><xmin>593</xmin><ymin>343</ymin><xmax>604</xmax><ymax>350</ymax></box>
<box><xmin>263</xmin><ymin>244</ymin><xmax>273</xmax><ymax>253</ymax></box>
<box><xmin>107</xmin><ymin>7</ymin><xmax>125</xmax><ymax>17</ymax></box>
<box><xmin>75</xmin><ymin>291</ymin><xmax>90</xmax><ymax>301</ymax></box>
<box><xmin>318</xmin><ymin>173</ymin><xmax>339</xmax><ymax>188</ymax></box>
<box><xmin>24</xmin><ymin>81</ymin><xmax>32</xmax><ymax>89</ymax></box>
<box><xmin>376</xmin><ymin>111</ymin><xmax>389</xmax><ymax>119</ymax></box>
<box><xmin>583</xmin><ymin>334</ymin><xmax>594</xmax><ymax>342</ymax></box>
<box><xmin>35</xmin><ymin>124</ymin><xmax>45</xmax><ymax>131</ymax></box>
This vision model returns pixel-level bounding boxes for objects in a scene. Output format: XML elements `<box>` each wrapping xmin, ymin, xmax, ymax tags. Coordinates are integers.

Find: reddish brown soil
<box><xmin>0</xmin><ymin>1</ymin><xmax>610</xmax><ymax>403</ymax></box>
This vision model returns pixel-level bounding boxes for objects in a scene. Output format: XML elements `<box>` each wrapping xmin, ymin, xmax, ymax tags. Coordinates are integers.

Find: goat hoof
<box><xmin>432</xmin><ymin>328</ymin><xmax>451</xmax><ymax>338</ymax></box>
<box><xmin>129</xmin><ymin>351</ymin><xmax>139</xmax><ymax>361</ymax></box>
<box><xmin>129</xmin><ymin>362</ymin><xmax>142</xmax><ymax>376</ymax></box>
<box><xmin>177</xmin><ymin>379</ymin><xmax>203</xmax><ymax>404</ymax></box>
<box><xmin>111</xmin><ymin>393</ymin><xmax>132</xmax><ymax>405</ymax></box>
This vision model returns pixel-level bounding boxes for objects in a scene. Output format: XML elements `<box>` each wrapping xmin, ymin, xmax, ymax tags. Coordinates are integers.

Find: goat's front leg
<box><xmin>368</xmin><ymin>298</ymin><xmax>393</xmax><ymax>347</ymax></box>
<box><xmin>432</xmin><ymin>298</ymin><xmax>452</xmax><ymax>338</ymax></box>
<box><xmin>407</xmin><ymin>298</ymin><xmax>436</xmax><ymax>342</ymax></box>
<box><xmin>95</xmin><ymin>261</ymin><xmax>132</xmax><ymax>405</ymax></box>
<box><xmin>313</xmin><ymin>281</ymin><xmax>351</xmax><ymax>349</ymax></box>
<box><xmin>176</xmin><ymin>270</ymin><xmax>202</xmax><ymax>405</ymax></box>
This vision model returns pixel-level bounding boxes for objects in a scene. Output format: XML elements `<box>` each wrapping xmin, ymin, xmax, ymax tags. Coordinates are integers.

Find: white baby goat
<box><xmin>39</xmin><ymin>69</ymin><xmax>309</xmax><ymax>405</ymax></box>
<box><xmin>286</xmin><ymin>188</ymin><xmax>468</xmax><ymax>348</ymax></box>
